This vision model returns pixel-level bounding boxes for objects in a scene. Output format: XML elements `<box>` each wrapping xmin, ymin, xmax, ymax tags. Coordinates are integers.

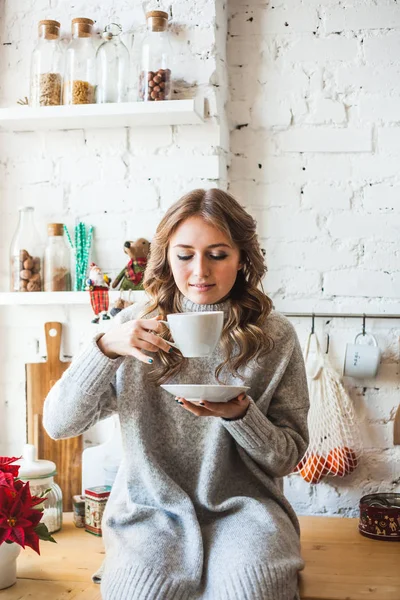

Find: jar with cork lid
<box><xmin>64</xmin><ymin>18</ymin><xmax>96</xmax><ymax>105</ymax></box>
<box><xmin>44</xmin><ymin>223</ymin><xmax>72</xmax><ymax>292</ymax></box>
<box><xmin>138</xmin><ymin>10</ymin><xmax>172</xmax><ymax>102</ymax></box>
<box><xmin>10</xmin><ymin>207</ymin><xmax>43</xmax><ymax>292</ymax></box>
<box><xmin>30</xmin><ymin>20</ymin><xmax>64</xmax><ymax>107</ymax></box>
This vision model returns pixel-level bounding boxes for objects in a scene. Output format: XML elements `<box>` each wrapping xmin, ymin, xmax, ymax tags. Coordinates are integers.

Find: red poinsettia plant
<box><xmin>0</xmin><ymin>456</ymin><xmax>56</xmax><ymax>554</ymax></box>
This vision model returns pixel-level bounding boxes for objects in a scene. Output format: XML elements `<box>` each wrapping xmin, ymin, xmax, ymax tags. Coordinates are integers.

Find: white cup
<box><xmin>343</xmin><ymin>332</ymin><xmax>381</xmax><ymax>379</ymax></box>
<box><xmin>160</xmin><ymin>311</ymin><xmax>224</xmax><ymax>357</ymax></box>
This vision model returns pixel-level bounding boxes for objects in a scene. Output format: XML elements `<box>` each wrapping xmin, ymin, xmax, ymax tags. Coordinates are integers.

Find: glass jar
<box><xmin>17</xmin><ymin>445</ymin><xmax>63</xmax><ymax>534</ymax></box>
<box><xmin>96</xmin><ymin>23</ymin><xmax>130</xmax><ymax>103</ymax></box>
<box><xmin>10</xmin><ymin>207</ymin><xmax>43</xmax><ymax>292</ymax></box>
<box><xmin>138</xmin><ymin>10</ymin><xmax>172</xmax><ymax>102</ymax></box>
<box><xmin>30</xmin><ymin>20</ymin><xmax>64</xmax><ymax>107</ymax></box>
<box><xmin>44</xmin><ymin>223</ymin><xmax>72</xmax><ymax>291</ymax></box>
<box><xmin>64</xmin><ymin>18</ymin><xmax>96</xmax><ymax>105</ymax></box>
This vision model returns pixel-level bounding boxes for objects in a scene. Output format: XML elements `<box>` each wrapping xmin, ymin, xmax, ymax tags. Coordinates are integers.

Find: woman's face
<box><xmin>168</xmin><ymin>216</ymin><xmax>242</xmax><ymax>304</ymax></box>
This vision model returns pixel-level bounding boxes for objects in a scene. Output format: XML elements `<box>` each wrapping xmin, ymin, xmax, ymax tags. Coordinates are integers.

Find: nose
<box><xmin>193</xmin><ymin>254</ymin><xmax>210</xmax><ymax>279</ymax></box>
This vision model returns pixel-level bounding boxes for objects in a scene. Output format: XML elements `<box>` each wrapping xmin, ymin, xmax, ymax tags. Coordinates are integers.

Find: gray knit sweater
<box><xmin>43</xmin><ymin>297</ymin><xmax>309</xmax><ymax>600</ymax></box>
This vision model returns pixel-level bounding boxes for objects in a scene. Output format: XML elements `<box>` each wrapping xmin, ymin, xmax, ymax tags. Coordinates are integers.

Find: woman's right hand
<box><xmin>97</xmin><ymin>316</ymin><xmax>171</xmax><ymax>363</ymax></box>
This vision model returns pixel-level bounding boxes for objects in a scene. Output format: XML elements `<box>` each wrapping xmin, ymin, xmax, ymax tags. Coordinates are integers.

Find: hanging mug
<box><xmin>343</xmin><ymin>332</ymin><xmax>381</xmax><ymax>379</ymax></box>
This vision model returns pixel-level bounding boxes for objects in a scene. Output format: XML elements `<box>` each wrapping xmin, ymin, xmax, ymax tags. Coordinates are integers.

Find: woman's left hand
<box><xmin>175</xmin><ymin>392</ymin><xmax>250</xmax><ymax>420</ymax></box>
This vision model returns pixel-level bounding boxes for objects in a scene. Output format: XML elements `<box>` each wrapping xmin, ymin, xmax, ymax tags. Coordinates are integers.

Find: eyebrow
<box><xmin>173</xmin><ymin>244</ymin><xmax>232</xmax><ymax>249</ymax></box>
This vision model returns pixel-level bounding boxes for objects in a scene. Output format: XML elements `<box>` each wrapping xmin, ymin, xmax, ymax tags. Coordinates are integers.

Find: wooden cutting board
<box><xmin>394</xmin><ymin>405</ymin><xmax>400</xmax><ymax>445</ymax></box>
<box><xmin>26</xmin><ymin>322</ymin><xmax>82</xmax><ymax>511</ymax></box>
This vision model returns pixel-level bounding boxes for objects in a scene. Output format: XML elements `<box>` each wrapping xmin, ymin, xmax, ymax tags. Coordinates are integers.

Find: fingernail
<box><xmin>148</xmin><ymin>358</ymin><xmax>153</xmax><ymax>364</ymax></box>
<box><xmin>199</xmin><ymin>402</ymin><xmax>205</xmax><ymax>406</ymax></box>
<box><xmin>168</xmin><ymin>347</ymin><xmax>174</xmax><ymax>353</ymax></box>
<box><xmin>177</xmin><ymin>401</ymin><xmax>184</xmax><ymax>405</ymax></box>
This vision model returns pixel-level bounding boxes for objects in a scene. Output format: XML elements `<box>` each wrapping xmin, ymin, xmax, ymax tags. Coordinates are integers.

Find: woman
<box><xmin>44</xmin><ymin>188</ymin><xmax>309</xmax><ymax>600</ymax></box>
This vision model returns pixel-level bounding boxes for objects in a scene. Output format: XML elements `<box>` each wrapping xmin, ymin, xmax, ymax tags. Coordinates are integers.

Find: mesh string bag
<box><xmin>294</xmin><ymin>332</ymin><xmax>363</xmax><ymax>484</ymax></box>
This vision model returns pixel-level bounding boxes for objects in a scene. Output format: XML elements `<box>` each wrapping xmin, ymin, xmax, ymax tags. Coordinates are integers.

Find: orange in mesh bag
<box><xmin>294</xmin><ymin>332</ymin><xmax>362</xmax><ymax>484</ymax></box>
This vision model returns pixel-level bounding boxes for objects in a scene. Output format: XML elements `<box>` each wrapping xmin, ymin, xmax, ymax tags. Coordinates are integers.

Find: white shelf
<box><xmin>0</xmin><ymin>98</ymin><xmax>204</xmax><ymax>132</ymax></box>
<box><xmin>0</xmin><ymin>290</ymin><xmax>147</xmax><ymax>306</ymax></box>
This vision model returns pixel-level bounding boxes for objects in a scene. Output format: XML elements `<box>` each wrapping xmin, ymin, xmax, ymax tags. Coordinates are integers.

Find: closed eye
<box><xmin>177</xmin><ymin>254</ymin><xmax>228</xmax><ymax>261</ymax></box>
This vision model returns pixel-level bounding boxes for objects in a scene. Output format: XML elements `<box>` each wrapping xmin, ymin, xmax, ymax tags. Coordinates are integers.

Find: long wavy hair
<box><xmin>142</xmin><ymin>188</ymin><xmax>274</xmax><ymax>384</ymax></box>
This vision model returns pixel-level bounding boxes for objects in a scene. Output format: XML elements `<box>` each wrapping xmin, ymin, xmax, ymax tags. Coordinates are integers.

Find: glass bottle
<box><xmin>96</xmin><ymin>23</ymin><xmax>130</xmax><ymax>103</ymax></box>
<box><xmin>64</xmin><ymin>18</ymin><xmax>96</xmax><ymax>105</ymax></box>
<box><xmin>44</xmin><ymin>223</ymin><xmax>72</xmax><ymax>292</ymax></box>
<box><xmin>17</xmin><ymin>444</ymin><xmax>63</xmax><ymax>534</ymax></box>
<box><xmin>138</xmin><ymin>10</ymin><xmax>172</xmax><ymax>102</ymax></box>
<box><xmin>10</xmin><ymin>207</ymin><xmax>43</xmax><ymax>292</ymax></box>
<box><xmin>30</xmin><ymin>20</ymin><xmax>64</xmax><ymax>107</ymax></box>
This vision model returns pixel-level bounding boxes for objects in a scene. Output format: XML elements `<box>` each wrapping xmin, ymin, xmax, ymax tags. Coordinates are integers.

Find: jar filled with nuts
<box><xmin>64</xmin><ymin>18</ymin><xmax>96</xmax><ymax>105</ymax></box>
<box><xmin>44</xmin><ymin>224</ymin><xmax>72</xmax><ymax>292</ymax></box>
<box><xmin>138</xmin><ymin>11</ymin><xmax>172</xmax><ymax>102</ymax></box>
<box><xmin>10</xmin><ymin>207</ymin><xmax>43</xmax><ymax>293</ymax></box>
<box><xmin>30</xmin><ymin>20</ymin><xmax>64</xmax><ymax>107</ymax></box>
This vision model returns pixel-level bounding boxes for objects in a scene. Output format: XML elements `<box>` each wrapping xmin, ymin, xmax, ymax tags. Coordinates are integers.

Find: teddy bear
<box><xmin>110</xmin><ymin>238</ymin><xmax>150</xmax><ymax>317</ymax></box>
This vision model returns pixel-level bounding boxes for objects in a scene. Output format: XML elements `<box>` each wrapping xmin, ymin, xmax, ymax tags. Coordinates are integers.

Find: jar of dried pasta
<box><xmin>64</xmin><ymin>18</ymin><xmax>96</xmax><ymax>105</ymax></box>
<box><xmin>30</xmin><ymin>20</ymin><xmax>64</xmax><ymax>107</ymax></box>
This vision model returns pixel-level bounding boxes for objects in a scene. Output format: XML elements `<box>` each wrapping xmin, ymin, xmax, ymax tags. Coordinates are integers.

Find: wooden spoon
<box><xmin>394</xmin><ymin>405</ymin><xmax>400</xmax><ymax>445</ymax></box>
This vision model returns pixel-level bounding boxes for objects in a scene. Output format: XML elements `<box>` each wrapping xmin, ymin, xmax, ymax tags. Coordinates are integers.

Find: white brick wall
<box><xmin>228</xmin><ymin>0</ymin><xmax>400</xmax><ymax>516</ymax></box>
<box><xmin>0</xmin><ymin>0</ymin><xmax>228</xmax><ymax>453</ymax></box>
<box><xmin>2</xmin><ymin>0</ymin><xmax>400</xmax><ymax>518</ymax></box>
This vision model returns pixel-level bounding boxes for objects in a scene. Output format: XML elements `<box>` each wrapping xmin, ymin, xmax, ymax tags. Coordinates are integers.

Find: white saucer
<box><xmin>161</xmin><ymin>384</ymin><xmax>250</xmax><ymax>403</ymax></box>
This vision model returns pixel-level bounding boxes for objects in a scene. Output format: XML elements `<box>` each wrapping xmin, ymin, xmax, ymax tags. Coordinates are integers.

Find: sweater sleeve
<box><xmin>43</xmin><ymin>334</ymin><xmax>124</xmax><ymax>440</ymax></box>
<box><xmin>221</xmin><ymin>323</ymin><xmax>309</xmax><ymax>478</ymax></box>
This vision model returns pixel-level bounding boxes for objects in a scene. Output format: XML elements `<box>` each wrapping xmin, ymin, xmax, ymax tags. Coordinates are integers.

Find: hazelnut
<box><xmin>20</xmin><ymin>249</ymin><xmax>29</xmax><ymax>261</ymax></box>
<box><xmin>24</xmin><ymin>258</ymin><xmax>34</xmax><ymax>270</ymax></box>
<box><xmin>153</xmin><ymin>75</ymin><xmax>162</xmax><ymax>84</ymax></box>
<box><xmin>27</xmin><ymin>281</ymin><xmax>40</xmax><ymax>292</ymax></box>
<box><xmin>20</xmin><ymin>269</ymin><xmax>32</xmax><ymax>280</ymax></box>
<box><xmin>30</xmin><ymin>273</ymin><xmax>41</xmax><ymax>283</ymax></box>
<box><xmin>19</xmin><ymin>280</ymin><xmax>28</xmax><ymax>291</ymax></box>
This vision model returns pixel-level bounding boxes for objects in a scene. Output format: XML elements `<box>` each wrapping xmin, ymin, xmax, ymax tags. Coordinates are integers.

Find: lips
<box><xmin>190</xmin><ymin>283</ymin><xmax>215</xmax><ymax>290</ymax></box>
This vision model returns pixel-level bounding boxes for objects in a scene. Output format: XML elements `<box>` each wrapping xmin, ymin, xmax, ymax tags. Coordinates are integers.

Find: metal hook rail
<box><xmin>284</xmin><ymin>312</ymin><xmax>400</xmax><ymax>320</ymax></box>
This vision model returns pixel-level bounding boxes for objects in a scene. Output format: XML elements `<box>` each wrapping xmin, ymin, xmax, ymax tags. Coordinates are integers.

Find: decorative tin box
<box><xmin>359</xmin><ymin>493</ymin><xmax>400</xmax><ymax>541</ymax></box>
<box><xmin>84</xmin><ymin>485</ymin><xmax>111</xmax><ymax>536</ymax></box>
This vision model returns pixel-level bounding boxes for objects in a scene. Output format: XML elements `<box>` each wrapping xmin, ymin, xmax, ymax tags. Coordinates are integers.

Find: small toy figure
<box><xmin>110</xmin><ymin>239</ymin><xmax>150</xmax><ymax>317</ymax></box>
<box><xmin>86</xmin><ymin>262</ymin><xmax>111</xmax><ymax>324</ymax></box>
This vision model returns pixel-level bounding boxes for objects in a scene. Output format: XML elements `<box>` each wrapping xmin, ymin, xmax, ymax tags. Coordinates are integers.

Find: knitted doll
<box><xmin>110</xmin><ymin>239</ymin><xmax>150</xmax><ymax>317</ymax></box>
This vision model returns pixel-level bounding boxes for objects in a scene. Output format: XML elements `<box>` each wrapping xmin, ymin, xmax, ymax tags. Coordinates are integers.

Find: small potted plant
<box><xmin>0</xmin><ymin>456</ymin><xmax>56</xmax><ymax>590</ymax></box>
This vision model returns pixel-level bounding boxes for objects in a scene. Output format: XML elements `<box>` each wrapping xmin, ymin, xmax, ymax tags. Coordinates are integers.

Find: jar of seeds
<box><xmin>30</xmin><ymin>20</ymin><xmax>64</xmax><ymax>107</ymax></box>
<box><xmin>64</xmin><ymin>18</ymin><xmax>96</xmax><ymax>105</ymax></box>
<box><xmin>138</xmin><ymin>11</ymin><xmax>172</xmax><ymax>102</ymax></box>
<box><xmin>10</xmin><ymin>207</ymin><xmax>43</xmax><ymax>293</ymax></box>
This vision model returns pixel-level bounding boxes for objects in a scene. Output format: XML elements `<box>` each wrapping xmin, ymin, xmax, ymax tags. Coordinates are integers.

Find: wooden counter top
<box><xmin>0</xmin><ymin>513</ymin><xmax>399</xmax><ymax>600</ymax></box>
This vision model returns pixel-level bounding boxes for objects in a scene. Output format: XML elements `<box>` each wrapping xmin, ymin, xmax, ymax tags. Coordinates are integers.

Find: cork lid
<box><xmin>146</xmin><ymin>10</ymin><xmax>169</xmax><ymax>32</ymax></box>
<box><xmin>48</xmin><ymin>223</ymin><xmax>64</xmax><ymax>236</ymax></box>
<box><xmin>72</xmin><ymin>17</ymin><xmax>94</xmax><ymax>37</ymax></box>
<box><xmin>38</xmin><ymin>19</ymin><xmax>60</xmax><ymax>40</ymax></box>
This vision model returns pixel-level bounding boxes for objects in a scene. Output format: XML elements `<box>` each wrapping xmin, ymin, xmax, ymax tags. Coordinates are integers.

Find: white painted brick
<box><xmin>361</xmin><ymin>242</ymin><xmax>400</xmax><ymax>271</ymax></box>
<box><xmin>6</xmin><ymin>159</ymin><xmax>54</xmax><ymax>185</ymax></box>
<box><xmin>229</xmin><ymin>6</ymin><xmax>319</xmax><ymax>35</ymax></box>
<box><xmin>58</xmin><ymin>156</ymin><xmax>102</xmax><ymax>186</ymax></box>
<box><xmin>249</xmin><ymin>207</ymin><xmax>319</xmax><ymax>239</ymax></box>
<box><xmin>174</xmin><ymin>123</ymin><xmax>221</xmax><ymax>150</ymax></box>
<box><xmin>266</xmin><ymin>268</ymin><xmax>321</xmax><ymax>295</ymax></box>
<box><xmin>302</xmin><ymin>184</ymin><xmax>352</xmax><ymax>210</ymax></box>
<box><xmin>336</xmin><ymin>66</ymin><xmax>400</xmax><ymax>94</ymax></box>
<box><xmin>351</xmin><ymin>156</ymin><xmax>400</xmax><ymax>182</ymax></box>
<box><xmin>230</xmin><ymin>155</ymin><xmax>305</xmax><ymax>184</ymax></box>
<box><xmin>228</xmin><ymin>101</ymin><xmax>251</xmax><ymax>127</ymax></box>
<box><xmin>0</xmin><ymin>184</ymin><xmax>64</xmax><ymax>215</ymax></box>
<box><xmin>231</xmin><ymin>128</ymin><xmax>276</xmax><ymax>156</ymax></box>
<box><xmin>284</xmin><ymin>36</ymin><xmax>359</xmax><ymax>63</ymax></box>
<box><xmin>307</xmin><ymin>99</ymin><xmax>346</xmax><ymax>125</ymax></box>
<box><xmin>83</xmin><ymin>129</ymin><xmax>128</xmax><ymax>155</ymax></box>
<box><xmin>276</xmin><ymin>128</ymin><xmax>372</xmax><ymax>153</ymax></box>
<box><xmin>267</xmin><ymin>240</ymin><xmax>357</xmax><ymax>270</ymax></box>
<box><xmin>363</xmin><ymin>184</ymin><xmax>400</xmax><ymax>213</ymax></box>
<box><xmin>129</xmin><ymin>155</ymin><xmax>221</xmax><ymax>179</ymax></box>
<box><xmin>43</xmin><ymin>130</ymin><xmax>86</xmax><ymax>157</ymax></box>
<box><xmin>324</xmin><ymin>270</ymin><xmax>397</xmax><ymax>299</ymax></box>
<box><xmin>325</xmin><ymin>5</ymin><xmax>400</xmax><ymax>33</ymax></box>
<box><xmin>364</xmin><ymin>32</ymin><xmax>400</xmax><ymax>65</ymax></box>
<box><xmin>328</xmin><ymin>212</ymin><xmax>400</xmax><ymax>242</ymax></box>
<box><xmin>378</xmin><ymin>127</ymin><xmax>400</xmax><ymax>154</ymax></box>
<box><xmin>359</xmin><ymin>96</ymin><xmax>400</xmax><ymax>123</ymax></box>
<box><xmin>230</xmin><ymin>180</ymin><xmax>300</xmax><ymax>208</ymax></box>
<box><xmin>100</xmin><ymin>156</ymin><xmax>127</xmax><ymax>182</ymax></box>
<box><xmin>129</xmin><ymin>127</ymin><xmax>173</xmax><ymax>155</ymax></box>
<box><xmin>251</xmin><ymin>96</ymin><xmax>292</xmax><ymax>129</ymax></box>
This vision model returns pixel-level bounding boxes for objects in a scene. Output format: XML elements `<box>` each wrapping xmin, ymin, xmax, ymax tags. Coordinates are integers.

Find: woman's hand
<box><xmin>175</xmin><ymin>393</ymin><xmax>250</xmax><ymax>420</ymax></box>
<box><xmin>97</xmin><ymin>316</ymin><xmax>172</xmax><ymax>363</ymax></box>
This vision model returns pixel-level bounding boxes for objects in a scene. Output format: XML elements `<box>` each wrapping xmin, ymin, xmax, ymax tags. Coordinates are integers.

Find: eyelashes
<box><xmin>177</xmin><ymin>254</ymin><xmax>228</xmax><ymax>261</ymax></box>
